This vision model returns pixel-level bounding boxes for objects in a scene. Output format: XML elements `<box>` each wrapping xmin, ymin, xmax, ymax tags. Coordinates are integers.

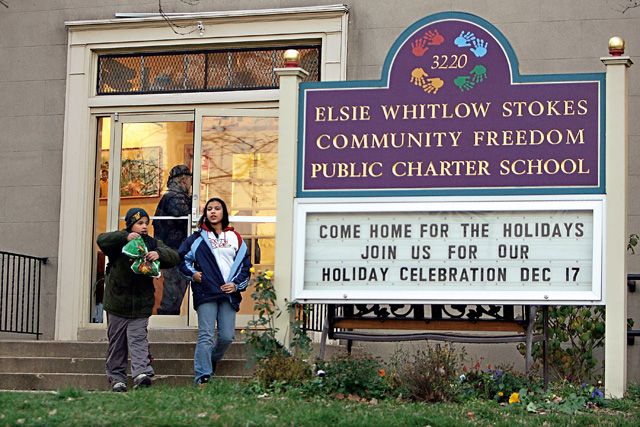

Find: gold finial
<box><xmin>283</xmin><ymin>49</ymin><xmax>300</xmax><ymax>67</ymax></box>
<box><xmin>608</xmin><ymin>36</ymin><xmax>625</xmax><ymax>56</ymax></box>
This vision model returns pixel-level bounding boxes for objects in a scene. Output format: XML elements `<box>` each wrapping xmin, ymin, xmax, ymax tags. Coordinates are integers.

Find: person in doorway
<box><xmin>153</xmin><ymin>164</ymin><xmax>192</xmax><ymax>315</ymax></box>
<box><xmin>178</xmin><ymin>197</ymin><xmax>252</xmax><ymax>387</ymax></box>
<box><xmin>97</xmin><ymin>208</ymin><xmax>180</xmax><ymax>392</ymax></box>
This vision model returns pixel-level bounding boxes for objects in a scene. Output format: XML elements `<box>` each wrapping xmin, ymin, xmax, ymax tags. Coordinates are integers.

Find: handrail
<box><xmin>0</xmin><ymin>250</ymin><xmax>48</xmax><ymax>338</ymax></box>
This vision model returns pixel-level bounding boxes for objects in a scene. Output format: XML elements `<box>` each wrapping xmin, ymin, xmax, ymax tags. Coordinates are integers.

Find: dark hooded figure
<box><xmin>153</xmin><ymin>164</ymin><xmax>192</xmax><ymax>315</ymax></box>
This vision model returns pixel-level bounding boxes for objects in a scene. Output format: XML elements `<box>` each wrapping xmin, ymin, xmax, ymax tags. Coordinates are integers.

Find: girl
<box><xmin>179</xmin><ymin>197</ymin><xmax>252</xmax><ymax>386</ymax></box>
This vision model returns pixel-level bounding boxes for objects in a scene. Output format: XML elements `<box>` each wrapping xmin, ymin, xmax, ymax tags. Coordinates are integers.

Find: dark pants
<box><xmin>157</xmin><ymin>267</ymin><xmax>189</xmax><ymax>315</ymax></box>
<box><xmin>106</xmin><ymin>313</ymin><xmax>154</xmax><ymax>384</ymax></box>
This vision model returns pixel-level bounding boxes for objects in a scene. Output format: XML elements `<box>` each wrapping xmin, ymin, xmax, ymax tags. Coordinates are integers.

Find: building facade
<box><xmin>0</xmin><ymin>0</ymin><xmax>639</xmax><ymax>379</ymax></box>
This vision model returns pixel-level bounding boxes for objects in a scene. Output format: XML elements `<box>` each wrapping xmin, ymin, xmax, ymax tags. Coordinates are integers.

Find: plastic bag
<box><xmin>122</xmin><ymin>237</ymin><xmax>161</xmax><ymax>278</ymax></box>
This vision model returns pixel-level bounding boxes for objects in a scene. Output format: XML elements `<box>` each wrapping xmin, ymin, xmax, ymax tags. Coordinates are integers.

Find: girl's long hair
<box><xmin>198</xmin><ymin>197</ymin><xmax>230</xmax><ymax>230</ymax></box>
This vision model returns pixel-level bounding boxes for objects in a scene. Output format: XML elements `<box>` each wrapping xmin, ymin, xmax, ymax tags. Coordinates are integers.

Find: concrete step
<box><xmin>77</xmin><ymin>327</ymin><xmax>202</xmax><ymax>342</ymax></box>
<box><xmin>0</xmin><ymin>340</ymin><xmax>247</xmax><ymax>359</ymax></box>
<box><xmin>0</xmin><ymin>356</ymin><xmax>253</xmax><ymax>376</ymax></box>
<box><xmin>0</xmin><ymin>373</ymin><xmax>245</xmax><ymax>391</ymax></box>
<box><xmin>0</xmin><ymin>339</ymin><xmax>254</xmax><ymax>391</ymax></box>
<box><xmin>0</xmin><ymin>338</ymin><xmax>345</xmax><ymax>391</ymax></box>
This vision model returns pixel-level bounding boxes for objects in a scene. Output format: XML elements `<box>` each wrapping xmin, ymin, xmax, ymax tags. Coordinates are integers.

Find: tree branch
<box><xmin>618</xmin><ymin>0</ymin><xmax>640</xmax><ymax>13</ymax></box>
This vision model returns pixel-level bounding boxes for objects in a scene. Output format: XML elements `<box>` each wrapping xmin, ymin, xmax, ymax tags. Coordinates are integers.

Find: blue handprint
<box><xmin>470</xmin><ymin>38</ymin><xmax>488</xmax><ymax>58</ymax></box>
<box><xmin>454</xmin><ymin>31</ymin><xmax>476</xmax><ymax>47</ymax></box>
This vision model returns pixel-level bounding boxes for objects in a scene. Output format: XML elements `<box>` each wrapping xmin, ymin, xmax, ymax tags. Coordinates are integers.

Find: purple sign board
<box><xmin>297</xmin><ymin>13</ymin><xmax>604</xmax><ymax>197</ymax></box>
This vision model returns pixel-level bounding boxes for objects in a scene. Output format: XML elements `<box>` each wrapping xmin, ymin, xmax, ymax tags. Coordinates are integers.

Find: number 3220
<box><xmin>431</xmin><ymin>54</ymin><xmax>468</xmax><ymax>69</ymax></box>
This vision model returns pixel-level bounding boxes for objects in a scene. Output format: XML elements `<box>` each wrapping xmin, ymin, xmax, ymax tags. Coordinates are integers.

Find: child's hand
<box><xmin>221</xmin><ymin>282</ymin><xmax>237</xmax><ymax>293</ymax></box>
<box><xmin>193</xmin><ymin>272</ymin><xmax>203</xmax><ymax>283</ymax></box>
<box><xmin>145</xmin><ymin>251</ymin><xmax>159</xmax><ymax>262</ymax></box>
<box><xmin>127</xmin><ymin>232</ymin><xmax>140</xmax><ymax>241</ymax></box>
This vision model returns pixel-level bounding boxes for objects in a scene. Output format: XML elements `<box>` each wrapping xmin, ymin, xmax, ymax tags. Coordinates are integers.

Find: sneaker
<box><xmin>112</xmin><ymin>381</ymin><xmax>127</xmax><ymax>393</ymax></box>
<box><xmin>196</xmin><ymin>375</ymin><xmax>210</xmax><ymax>389</ymax></box>
<box><xmin>133</xmin><ymin>373</ymin><xmax>152</xmax><ymax>389</ymax></box>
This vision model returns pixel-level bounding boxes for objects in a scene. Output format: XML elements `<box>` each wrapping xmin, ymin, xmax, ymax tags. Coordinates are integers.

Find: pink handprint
<box><xmin>410</xmin><ymin>68</ymin><xmax>429</xmax><ymax>86</ymax></box>
<box><xmin>411</xmin><ymin>38</ymin><xmax>429</xmax><ymax>57</ymax></box>
<box><xmin>422</xmin><ymin>77</ymin><xmax>444</xmax><ymax>94</ymax></box>
<box><xmin>424</xmin><ymin>29</ymin><xmax>444</xmax><ymax>46</ymax></box>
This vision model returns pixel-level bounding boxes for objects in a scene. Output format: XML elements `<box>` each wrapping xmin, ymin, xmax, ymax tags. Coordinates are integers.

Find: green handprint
<box><xmin>470</xmin><ymin>65</ymin><xmax>487</xmax><ymax>83</ymax></box>
<box><xmin>454</xmin><ymin>75</ymin><xmax>475</xmax><ymax>91</ymax></box>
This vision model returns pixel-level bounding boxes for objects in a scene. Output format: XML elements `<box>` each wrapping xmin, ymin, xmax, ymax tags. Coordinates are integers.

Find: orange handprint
<box><xmin>422</xmin><ymin>77</ymin><xmax>444</xmax><ymax>94</ymax></box>
<box><xmin>410</xmin><ymin>68</ymin><xmax>429</xmax><ymax>86</ymax></box>
<box><xmin>411</xmin><ymin>38</ymin><xmax>429</xmax><ymax>57</ymax></box>
<box><xmin>424</xmin><ymin>29</ymin><xmax>444</xmax><ymax>46</ymax></box>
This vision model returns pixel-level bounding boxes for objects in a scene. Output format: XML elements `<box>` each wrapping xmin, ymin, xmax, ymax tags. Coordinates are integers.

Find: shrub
<box><xmin>518</xmin><ymin>306</ymin><xmax>604</xmax><ymax>382</ymax></box>
<box><xmin>457</xmin><ymin>360</ymin><xmax>539</xmax><ymax>402</ymax></box>
<box><xmin>244</xmin><ymin>269</ymin><xmax>281</xmax><ymax>360</ymax></box>
<box><xmin>310</xmin><ymin>354</ymin><xmax>394</xmax><ymax>399</ymax></box>
<box><xmin>393</xmin><ymin>343</ymin><xmax>463</xmax><ymax>402</ymax></box>
<box><xmin>243</xmin><ymin>269</ymin><xmax>311</xmax><ymax>361</ymax></box>
<box><xmin>253</xmin><ymin>352</ymin><xmax>312</xmax><ymax>389</ymax></box>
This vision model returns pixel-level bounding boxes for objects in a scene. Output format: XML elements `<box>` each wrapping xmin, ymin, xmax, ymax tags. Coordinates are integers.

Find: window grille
<box><xmin>97</xmin><ymin>46</ymin><xmax>320</xmax><ymax>95</ymax></box>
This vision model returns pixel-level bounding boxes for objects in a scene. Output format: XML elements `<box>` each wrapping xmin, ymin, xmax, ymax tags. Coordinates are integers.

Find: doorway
<box><xmin>93</xmin><ymin>113</ymin><xmax>195</xmax><ymax>327</ymax></box>
<box><xmin>92</xmin><ymin>109</ymin><xmax>278</xmax><ymax>327</ymax></box>
<box><xmin>193</xmin><ymin>109</ymin><xmax>278</xmax><ymax>320</ymax></box>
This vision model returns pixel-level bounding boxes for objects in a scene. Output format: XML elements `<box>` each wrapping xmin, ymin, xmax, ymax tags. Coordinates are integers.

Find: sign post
<box><xmin>602</xmin><ymin>38</ymin><xmax>633</xmax><ymax>398</ymax></box>
<box><xmin>274</xmin><ymin>52</ymin><xmax>309</xmax><ymax>345</ymax></box>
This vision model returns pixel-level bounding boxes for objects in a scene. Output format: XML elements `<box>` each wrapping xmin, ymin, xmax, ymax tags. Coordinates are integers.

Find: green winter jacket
<box><xmin>97</xmin><ymin>230</ymin><xmax>180</xmax><ymax>318</ymax></box>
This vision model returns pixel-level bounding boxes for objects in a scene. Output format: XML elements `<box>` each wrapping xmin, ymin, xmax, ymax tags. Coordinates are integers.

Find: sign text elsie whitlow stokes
<box><xmin>299</xmin><ymin>15</ymin><xmax>603</xmax><ymax>196</ymax></box>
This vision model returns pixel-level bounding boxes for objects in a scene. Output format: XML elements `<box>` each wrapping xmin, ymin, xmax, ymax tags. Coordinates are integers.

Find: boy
<box><xmin>97</xmin><ymin>207</ymin><xmax>180</xmax><ymax>392</ymax></box>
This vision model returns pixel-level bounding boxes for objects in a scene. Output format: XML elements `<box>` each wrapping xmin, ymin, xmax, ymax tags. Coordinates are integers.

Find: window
<box><xmin>97</xmin><ymin>46</ymin><xmax>320</xmax><ymax>95</ymax></box>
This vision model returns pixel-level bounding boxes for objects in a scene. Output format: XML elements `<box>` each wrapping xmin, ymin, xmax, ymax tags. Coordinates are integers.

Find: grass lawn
<box><xmin>1</xmin><ymin>380</ymin><xmax>639</xmax><ymax>426</ymax></box>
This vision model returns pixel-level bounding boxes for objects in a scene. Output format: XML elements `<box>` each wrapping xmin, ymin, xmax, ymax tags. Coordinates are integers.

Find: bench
<box><xmin>318</xmin><ymin>303</ymin><xmax>548</xmax><ymax>377</ymax></box>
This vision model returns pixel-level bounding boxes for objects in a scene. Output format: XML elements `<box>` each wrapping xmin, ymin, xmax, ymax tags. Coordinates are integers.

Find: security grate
<box><xmin>97</xmin><ymin>46</ymin><xmax>320</xmax><ymax>95</ymax></box>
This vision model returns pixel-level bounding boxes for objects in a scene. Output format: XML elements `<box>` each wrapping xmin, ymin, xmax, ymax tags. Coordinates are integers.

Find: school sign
<box><xmin>291</xmin><ymin>12</ymin><xmax>605</xmax><ymax>304</ymax></box>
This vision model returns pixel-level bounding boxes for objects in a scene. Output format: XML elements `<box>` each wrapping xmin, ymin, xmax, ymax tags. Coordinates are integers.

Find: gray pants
<box><xmin>106</xmin><ymin>313</ymin><xmax>154</xmax><ymax>384</ymax></box>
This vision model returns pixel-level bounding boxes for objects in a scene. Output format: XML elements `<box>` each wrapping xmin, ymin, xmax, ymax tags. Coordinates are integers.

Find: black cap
<box><xmin>168</xmin><ymin>164</ymin><xmax>192</xmax><ymax>181</ymax></box>
<box><xmin>125</xmin><ymin>208</ymin><xmax>149</xmax><ymax>231</ymax></box>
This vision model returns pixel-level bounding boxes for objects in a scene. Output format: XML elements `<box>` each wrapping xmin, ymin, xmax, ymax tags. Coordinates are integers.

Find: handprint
<box><xmin>470</xmin><ymin>38</ymin><xmax>488</xmax><ymax>57</ymax></box>
<box><xmin>410</xmin><ymin>67</ymin><xmax>429</xmax><ymax>86</ymax></box>
<box><xmin>454</xmin><ymin>75</ymin><xmax>475</xmax><ymax>91</ymax></box>
<box><xmin>411</xmin><ymin>38</ymin><xmax>429</xmax><ymax>57</ymax></box>
<box><xmin>470</xmin><ymin>65</ymin><xmax>487</xmax><ymax>83</ymax></box>
<box><xmin>454</xmin><ymin>31</ymin><xmax>476</xmax><ymax>47</ymax></box>
<box><xmin>423</xmin><ymin>29</ymin><xmax>444</xmax><ymax>46</ymax></box>
<box><xmin>422</xmin><ymin>77</ymin><xmax>444</xmax><ymax>94</ymax></box>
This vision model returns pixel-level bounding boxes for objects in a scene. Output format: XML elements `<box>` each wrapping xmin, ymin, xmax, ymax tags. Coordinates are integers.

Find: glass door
<box><xmin>93</xmin><ymin>113</ymin><xmax>195</xmax><ymax>327</ymax></box>
<box><xmin>192</xmin><ymin>109</ymin><xmax>278</xmax><ymax>322</ymax></box>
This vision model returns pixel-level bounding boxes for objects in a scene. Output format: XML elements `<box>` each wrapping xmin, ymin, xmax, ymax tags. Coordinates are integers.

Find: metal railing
<box><xmin>0</xmin><ymin>251</ymin><xmax>48</xmax><ymax>338</ymax></box>
<box><xmin>300</xmin><ymin>304</ymin><xmax>326</xmax><ymax>333</ymax></box>
<box><xmin>627</xmin><ymin>273</ymin><xmax>640</xmax><ymax>345</ymax></box>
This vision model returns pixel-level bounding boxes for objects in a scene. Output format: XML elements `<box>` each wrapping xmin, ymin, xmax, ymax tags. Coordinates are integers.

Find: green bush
<box><xmin>243</xmin><ymin>270</ymin><xmax>311</xmax><ymax>361</ymax></box>
<box><xmin>253</xmin><ymin>352</ymin><xmax>312</xmax><ymax>389</ymax></box>
<box><xmin>309</xmin><ymin>354</ymin><xmax>393</xmax><ymax>399</ymax></box>
<box><xmin>518</xmin><ymin>306</ymin><xmax>605</xmax><ymax>382</ymax></box>
<box><xmin>457</xmin><ymin>361</ymin><xmax>539</xmax><ymax>402</ymax></box>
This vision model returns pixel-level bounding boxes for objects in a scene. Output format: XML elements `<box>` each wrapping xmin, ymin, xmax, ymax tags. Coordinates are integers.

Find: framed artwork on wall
<box><xmin>100</xmin><ymin>146</ymin><xmax>162</xmax><ymax>199</ymax></box>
